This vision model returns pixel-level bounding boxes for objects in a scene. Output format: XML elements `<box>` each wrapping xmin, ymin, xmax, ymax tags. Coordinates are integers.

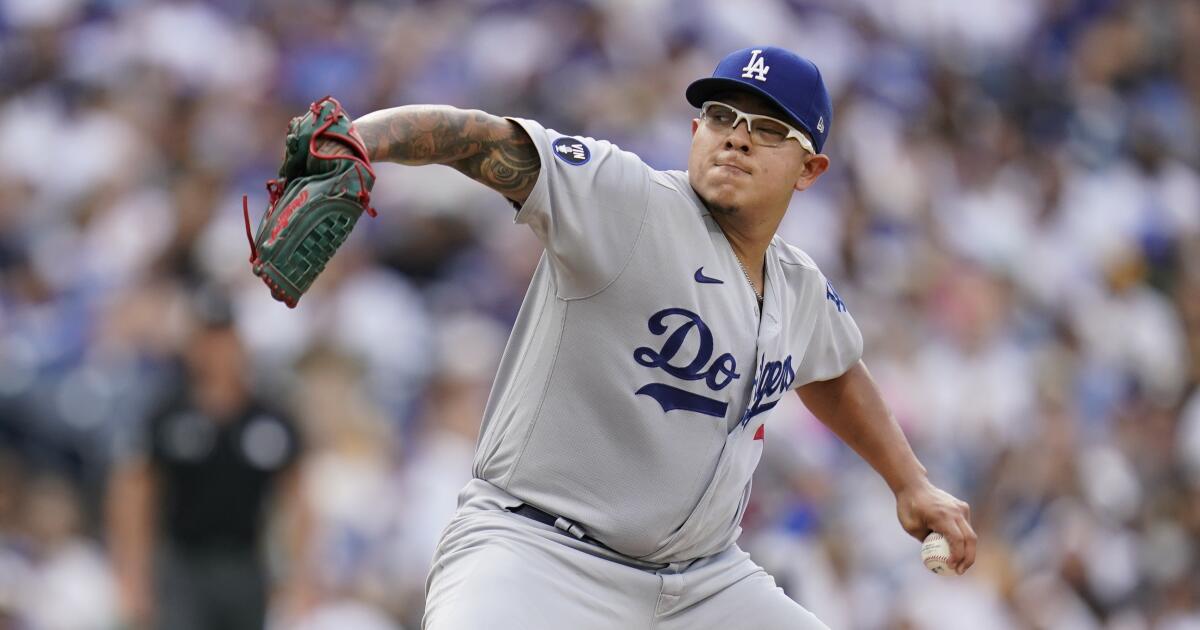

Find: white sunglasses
<box><xmin>701</xmin><ymin>101</ymin><xmax>816</xmax><ymax>153</ymax></box>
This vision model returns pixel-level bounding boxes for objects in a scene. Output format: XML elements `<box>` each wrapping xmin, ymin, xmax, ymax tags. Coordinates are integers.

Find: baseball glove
<box><xmin>242</xmin><ymin>96</ymin><xmax>377</xmax><ymax>308</ymax></box>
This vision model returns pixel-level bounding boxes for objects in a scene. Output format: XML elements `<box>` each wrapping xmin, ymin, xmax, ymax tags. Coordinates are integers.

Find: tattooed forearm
<box><xmin>354</xmin><ymin>106</ymin><xmax>540</xmax><ymax>203</ymax></box>
<box><xmin>354</xmin><ymin>106</ymin><xmax>476</xmax><ymax>164</ymax></box>
<box><xmin>452</xmin><ymin>124</ymin><xmax>541</xmax><ymax>201</ymax></box>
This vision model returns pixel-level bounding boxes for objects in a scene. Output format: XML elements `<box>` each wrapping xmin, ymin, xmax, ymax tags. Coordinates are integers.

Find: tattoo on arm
<box><xmin>354</xmin><ymin>106</ymin><xmax>540</xmax><ymax>204</ymax></box>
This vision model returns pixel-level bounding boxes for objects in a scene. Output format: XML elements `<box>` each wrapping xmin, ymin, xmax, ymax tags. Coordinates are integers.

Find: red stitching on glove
<box><xmin>307</xmin><ymin>96</ymin><xmax>378</xmax><ymax>217</ymax></box>
<box><xmin>268</xmin><ymin>189</ymin><xmax>309</xmax><ymax>245</ymax></box>
<box><xmin>266</xmin><ymin>178</ymin><xmax>286</xmax><ymax>207</ymax></box>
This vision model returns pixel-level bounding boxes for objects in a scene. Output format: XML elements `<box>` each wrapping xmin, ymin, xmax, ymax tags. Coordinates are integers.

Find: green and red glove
<box><xmin>243</xmin><ymin>96</ymin><xmax>376</xmax><ymax>308</ymax></box>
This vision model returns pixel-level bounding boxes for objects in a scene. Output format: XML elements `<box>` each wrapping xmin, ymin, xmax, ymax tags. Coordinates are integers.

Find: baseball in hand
<box><xmin>921</xmin><ymin>532</ymin><xmax>953</xmax><ymax>575</ymax></box>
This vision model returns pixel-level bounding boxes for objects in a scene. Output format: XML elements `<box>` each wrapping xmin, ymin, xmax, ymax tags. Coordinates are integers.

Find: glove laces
<box><xmin>242</xmin><ymin>96</ymin><xmax>377</xmax><ymax>266</ymax></box>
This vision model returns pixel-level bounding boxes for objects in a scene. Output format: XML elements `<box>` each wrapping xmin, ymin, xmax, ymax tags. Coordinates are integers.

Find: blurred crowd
<box><xmin>1</xmin><ymin>0</ymin><xmax>1199</xmax><ymax>628</ymax></box>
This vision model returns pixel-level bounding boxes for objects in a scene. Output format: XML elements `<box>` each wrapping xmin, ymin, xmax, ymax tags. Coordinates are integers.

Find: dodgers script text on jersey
<box><xmin>468</xmin><ymin>119</ymin><xmax>862</xmax><ymax>564</ymax></box>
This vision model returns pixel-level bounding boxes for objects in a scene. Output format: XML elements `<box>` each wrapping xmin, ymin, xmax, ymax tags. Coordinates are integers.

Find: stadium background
<box><xmin>1</xmin><ymin>0</ymin><xmax>1199</xmax><ymax>627</ymax></box>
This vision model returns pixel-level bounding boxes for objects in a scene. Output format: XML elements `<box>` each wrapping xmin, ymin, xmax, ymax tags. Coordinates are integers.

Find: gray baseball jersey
<box><xmin>471</xmin><ymin>118</ymin><xmax>862</xmax><ymax>565</ymax></box>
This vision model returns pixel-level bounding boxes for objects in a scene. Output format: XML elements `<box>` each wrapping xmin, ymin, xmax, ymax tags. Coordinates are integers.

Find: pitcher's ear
<box><xmin>794</xmin><ymin>154</ymin><xmax>830</xmax><ymax>192</ymax></box>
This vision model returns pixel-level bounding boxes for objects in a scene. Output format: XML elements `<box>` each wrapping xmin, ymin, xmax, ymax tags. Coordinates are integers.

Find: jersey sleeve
<box><xmin>506</xmin><ymin>117</ymin><xmax>651</xmax><ymax>299</ymax></box>
<box><xmin>792</xmin><ymin>273</ymin><xmax>864</xmax><ymax>386</ymax></box>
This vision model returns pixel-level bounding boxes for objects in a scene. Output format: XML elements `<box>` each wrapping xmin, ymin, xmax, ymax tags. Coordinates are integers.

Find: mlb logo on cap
<box><xmin>686</xmin><ymin>46</ymin><xmax>833</xmax><ymax>153</ymax></box>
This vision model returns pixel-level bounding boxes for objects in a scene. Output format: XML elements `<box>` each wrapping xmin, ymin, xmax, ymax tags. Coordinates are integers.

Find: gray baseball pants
<box><xmin>423</xmin><ymin>479</ymin><xmax>828</xmax><ymax>629</ymax></box>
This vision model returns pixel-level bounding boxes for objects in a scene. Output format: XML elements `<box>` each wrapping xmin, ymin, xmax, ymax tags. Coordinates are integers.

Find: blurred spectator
<box><xmin>20</xmin><ymin>474</ymin><xmax>117</xmax><ymax>630</ymax></box>
<box><xmin>106</xmin><ymin>291</ymin><xmax>311</xmax><ymax>630</ymax></box>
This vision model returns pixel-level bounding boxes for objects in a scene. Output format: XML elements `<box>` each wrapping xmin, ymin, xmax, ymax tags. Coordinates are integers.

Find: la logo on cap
<box><xmin>741</xmin><ymin>49</ymin><xmax>769</xmax><ymax>81</ymax></box>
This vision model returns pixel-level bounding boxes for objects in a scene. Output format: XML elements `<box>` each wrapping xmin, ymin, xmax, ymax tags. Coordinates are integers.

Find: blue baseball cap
<box><xmin>686</xmin><ymin>46</ymin><xmax>832</xmax><ymax>153</ymax></box>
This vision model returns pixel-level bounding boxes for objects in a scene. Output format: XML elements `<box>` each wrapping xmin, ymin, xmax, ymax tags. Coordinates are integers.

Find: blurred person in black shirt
<box><xmin>107</xmin><ymin>291</ymin><xmax>312</xmax><ymax>630</ymax></box>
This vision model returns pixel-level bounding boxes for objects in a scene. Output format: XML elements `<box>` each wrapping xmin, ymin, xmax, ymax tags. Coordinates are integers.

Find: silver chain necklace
<box><xmin>734</xmin><ymin>255</ymin><xmax>764</xmax><ymax>305</ymax></box>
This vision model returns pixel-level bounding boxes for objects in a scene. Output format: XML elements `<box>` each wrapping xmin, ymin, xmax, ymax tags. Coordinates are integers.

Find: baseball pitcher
<box><xmin>249</xmin><ymin>46</ymin><xmax>977</xmax><ymax>629</ymax></box>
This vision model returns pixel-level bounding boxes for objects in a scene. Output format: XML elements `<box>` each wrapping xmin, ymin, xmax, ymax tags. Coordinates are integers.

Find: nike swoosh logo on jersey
<box><xmin>693</xmin><ymin>267</ymin><xmax>723</xmax><ymax>284</ymax></box>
